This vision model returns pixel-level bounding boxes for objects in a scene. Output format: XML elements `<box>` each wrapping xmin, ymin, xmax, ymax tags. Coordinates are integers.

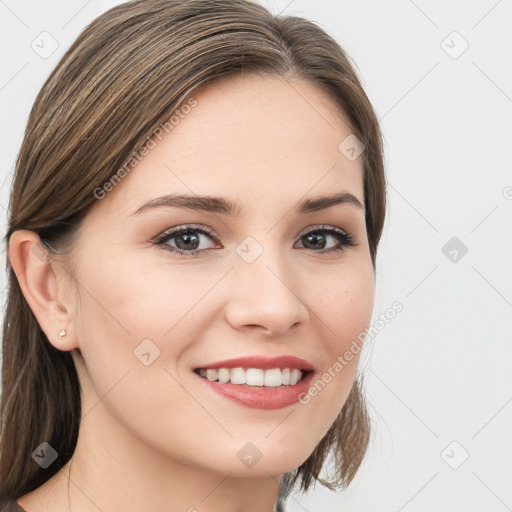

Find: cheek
<box><xmin>311</xmin><ymin>257</ymin><xmax>375</xmax><ymax>349</ymax></box>
<box><xmin>299</xmin><ymin>260</ymin><xmax>374</xmax><ymax>426</ymax></box>
<box><xmin>72</xmin><ymin>257</ymin><xmax>215</xmax><ymax>458</ymax></box>
<box><xmin>72</xmin><ymin>251</ymin><xmax>231</xmax><ymax>402</ymax></box>
<box><xmin>76</xmin><ymin>250</ymin><xmax>219</xmax><ymax>342</ymax></box>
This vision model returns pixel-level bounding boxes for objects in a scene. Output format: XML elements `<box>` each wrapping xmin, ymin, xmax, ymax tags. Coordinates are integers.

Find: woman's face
<box><xmin>65</xmin><ymin>73</ymin><xmax>375</xmax><ymax>476</ymax></box>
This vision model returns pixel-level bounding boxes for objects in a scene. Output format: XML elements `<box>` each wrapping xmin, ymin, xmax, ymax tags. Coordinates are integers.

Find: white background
<box><xmin>1</xmin><ymin>1</ymin><xmax>511</xmax><ymax>511</ymax></box>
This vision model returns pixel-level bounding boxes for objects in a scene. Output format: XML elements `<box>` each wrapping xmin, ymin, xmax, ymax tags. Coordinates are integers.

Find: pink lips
<box><xmin>193</xmin><ymin>355</ymin><xmax>315</xmax><ymax>410</ymax></box>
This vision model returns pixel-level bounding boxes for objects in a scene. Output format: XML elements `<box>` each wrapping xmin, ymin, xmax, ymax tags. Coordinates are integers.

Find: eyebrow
<box><xmin>130</xmin><ymin>191</ymin><xmax>364</xmax><ymax>217</ymax></box>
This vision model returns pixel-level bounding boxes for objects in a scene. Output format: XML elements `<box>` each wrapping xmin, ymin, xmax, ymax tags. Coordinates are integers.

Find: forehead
<box><xmin>91</xmin><ymin>73</ymin><xmax>364</xmax><ymax>220</ymax></box>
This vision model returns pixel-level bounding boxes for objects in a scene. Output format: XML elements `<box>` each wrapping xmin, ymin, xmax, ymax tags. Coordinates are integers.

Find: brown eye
<box><xmin>295</xmin><ymin>226</ymin><xmax>355</xmax><ymax>253</ymax></box>
<box><xmin>155</xmin><ymin>225</ymin><xmax>219</xmax><ymax>256</ymax></box>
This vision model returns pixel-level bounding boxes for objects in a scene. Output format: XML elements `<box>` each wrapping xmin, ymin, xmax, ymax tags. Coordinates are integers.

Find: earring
<box><xmin>58</xmin><ymin>329</ymin><xmax>67</xmax><ymax>339</ymax></box>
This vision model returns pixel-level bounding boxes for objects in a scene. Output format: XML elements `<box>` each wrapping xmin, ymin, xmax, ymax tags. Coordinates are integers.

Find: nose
<box><xmin>223</xmin><ymin>247</ymin><xmax>309</xmax><ymax>337</ymax></box>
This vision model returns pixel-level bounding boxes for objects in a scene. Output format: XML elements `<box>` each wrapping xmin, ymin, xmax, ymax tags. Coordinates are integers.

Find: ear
<box><xmin>7</xmin><ymin>229</ymin><xmax>78</xmax><ymax>351</ymax></box>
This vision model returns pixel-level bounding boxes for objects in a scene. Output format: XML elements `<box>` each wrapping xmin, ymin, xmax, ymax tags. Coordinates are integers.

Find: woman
<box><xmin>0</xmin><ymin>0</ymin><xmax>386</xmax><ymax>510</ymax></box>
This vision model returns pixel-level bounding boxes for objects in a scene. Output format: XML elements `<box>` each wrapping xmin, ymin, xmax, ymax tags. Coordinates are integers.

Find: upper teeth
<box><xmin>197</xmin><ymin>367</ymin><xmax>305</xmax><ymax>387</ymax></box>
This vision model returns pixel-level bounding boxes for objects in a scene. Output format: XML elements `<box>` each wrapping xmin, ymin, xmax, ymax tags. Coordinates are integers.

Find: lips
<box><xmin>192</xmin><ymin>355</ymin><xmax>315</xmax><ymax>410</ymax></box>
<box><xmin>195</xmin><ymin>369</ymin><xmax>315</xmax><ymax>410</ymax></box>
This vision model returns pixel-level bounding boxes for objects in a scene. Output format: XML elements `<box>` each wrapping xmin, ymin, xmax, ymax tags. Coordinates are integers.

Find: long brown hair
<box><xmin>0</xmin><ymin>0</ymin><xmax>386</xmax><ymax>502</ymax></box>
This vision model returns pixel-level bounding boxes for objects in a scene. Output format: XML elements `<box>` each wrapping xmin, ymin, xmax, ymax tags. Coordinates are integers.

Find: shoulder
<box><xmin>0</xmin><ymin>497</ymin><xmax>27</xmax><ymax>512</ymax></box>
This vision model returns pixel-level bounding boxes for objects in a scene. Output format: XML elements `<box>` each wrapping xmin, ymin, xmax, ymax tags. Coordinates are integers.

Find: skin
<box><xmin>9</xmin><ymin>73</ymin><xmax>375</xmax><ymax>512</ymax></box>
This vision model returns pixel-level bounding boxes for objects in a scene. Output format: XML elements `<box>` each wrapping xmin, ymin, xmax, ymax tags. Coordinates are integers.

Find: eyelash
<box><xmin>153</xmin><ymin>224</ymin><xmax>356</xmax><ymax>257</ymax></box>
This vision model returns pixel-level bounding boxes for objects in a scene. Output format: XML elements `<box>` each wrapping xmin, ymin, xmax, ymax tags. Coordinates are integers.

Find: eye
<box><xmin>295</xmin><ymin>225</ymin><xmax>356</xmax><ymax>253</ymax></box>
<box><xmin>154</xmin><ymin>225</ymin><xmax>219</xmax><ymax>256</ymax></box>
<box><xmin>154</xmin><ymin>224</ymin><xmax>356</xmax><ymax>256</ymax></box>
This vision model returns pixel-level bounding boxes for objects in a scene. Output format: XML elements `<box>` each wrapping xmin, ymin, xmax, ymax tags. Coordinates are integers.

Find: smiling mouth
<box><xmin>193</xmin><ymin>367</ymin><xmax>312</xmax><ymax>387</ymax></box>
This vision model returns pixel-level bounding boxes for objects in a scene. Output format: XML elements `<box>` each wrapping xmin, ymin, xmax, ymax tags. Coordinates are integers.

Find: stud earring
<box><xmin>58</xmin><ymin>329</ymin><xmax>67</xmax><ymax>339</ymax></box>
